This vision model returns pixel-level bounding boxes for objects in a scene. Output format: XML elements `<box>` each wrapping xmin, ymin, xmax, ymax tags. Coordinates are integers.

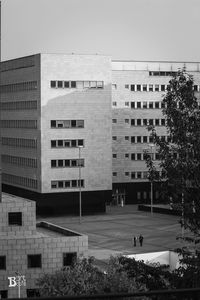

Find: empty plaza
<box><xmin>37</xmin><ymin>205</ymin><xmax>185</xmax><ymax>261</ymax></box>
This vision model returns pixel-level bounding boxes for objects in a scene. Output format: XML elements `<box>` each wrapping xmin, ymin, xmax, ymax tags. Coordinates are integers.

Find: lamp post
<box><xmin>78</xmin><ymin>146</ymin><xmax>83</xmax><ymax>224</ymax></box>
<box><xmin>144</xmin><ymin>144</ymin><xmax>155</xmax><ymax>216</ymax></box>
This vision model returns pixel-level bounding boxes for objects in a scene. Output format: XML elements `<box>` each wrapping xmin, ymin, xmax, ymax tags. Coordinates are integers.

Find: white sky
<box><xmin>1</xmin><ymin>0</ymin><xmax>200</xmax><ymax>62</ymax></box>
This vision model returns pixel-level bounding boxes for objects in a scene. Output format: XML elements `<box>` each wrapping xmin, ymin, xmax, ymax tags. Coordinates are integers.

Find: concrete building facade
<box><xmin>0</xmin><ymin>54</ymin><xmax>200</xmax><ymax>212</ymax></box>
<box><xmin>111</xmin><ymin>60</ymin><xmax>200</xmax><ymax>204</ymax></box>
<box><xmin>0</xmin><ymin>193</ymin><xmax>88</xmax><ymax>298</ymax></box>
<box><xmin>0</xmin><ymin>54</ymin><xmax>112</xmax><ymax>214</ymax></box>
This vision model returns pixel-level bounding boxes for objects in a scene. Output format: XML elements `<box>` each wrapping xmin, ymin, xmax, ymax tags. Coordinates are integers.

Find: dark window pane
<box><xmin>51</xmin><ymin>160</ymin><xmax>57</xmax><ymax>168</ymax></box>
<box><xmin>63</xmin><ymin>252</ymin><xmax>77</xmax><ymax>266</ymax></box>
<box><xmin>64</xmin><ymin>81</ymin><xmax>70</xmax><ymax>88</ymax></box>
<box><xmin>8</xmin><ymin>212</ymin><xmax>22</xmax><ymax>226</ymax></box>
<box><xmin>51</xmin><ymin>140</ymin><xmax>56</xmax><ymax>147</ymax></box>
<box><xmin>28</xmin><ymin>255</ymin><xmax>42</xmax><ymax>268</ymax></box>
<box><xmin>71</xmin><ymin>81</ymin><xmax>76</xmax><ymax>88</ymax></box>
<box><xmin>57</xmin><ymin>81</ymin><xmax>63</xmax><ymax>88</ymax></box>
<box><xmin>0</xmin><ymin>256</ymin><xmax>6</xmax><ymax>270</ymax></box>
<box><xmin>51</xmin><ymin>120</ymin><xmax>56</xmax><ymax>128</ymax></box>
<box><xmin>50</xmin><ymin>81</ymin><xmax>56</xmax><ymax>88</ymax></box>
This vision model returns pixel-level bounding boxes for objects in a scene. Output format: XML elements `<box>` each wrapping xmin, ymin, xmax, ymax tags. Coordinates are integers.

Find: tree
<box><xmin>36</xmin><ymin>256</ymin><xmax>143</xmax><ymax>297</ymax></box>
<box><xmin>145</xmin><ymin>69</ymin><xmax>200</xmax><ymax>284</ymax></box>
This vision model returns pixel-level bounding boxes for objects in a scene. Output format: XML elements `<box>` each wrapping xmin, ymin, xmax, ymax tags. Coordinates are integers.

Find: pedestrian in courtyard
<box><xmin>133</xmin><ymin>236</ymin><xmax>137</xmax><ymax>247</ymax></box>
<box><xmin>139</xmin><ymin>234</ymin><xmax>144</xmax><ymax>247</ymax></box>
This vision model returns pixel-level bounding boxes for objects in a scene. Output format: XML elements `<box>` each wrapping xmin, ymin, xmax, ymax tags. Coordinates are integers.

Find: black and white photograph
<box><xmin>0</xmin><ymin>0</ymin><xmax>200</xmax><ymax>298</ymax></box>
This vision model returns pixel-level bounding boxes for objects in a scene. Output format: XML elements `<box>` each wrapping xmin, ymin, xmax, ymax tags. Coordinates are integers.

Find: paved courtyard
<box><xmin>37</xmin><ymin>205</ymin><xmax>186</xmax><ymax>261</ymax></box>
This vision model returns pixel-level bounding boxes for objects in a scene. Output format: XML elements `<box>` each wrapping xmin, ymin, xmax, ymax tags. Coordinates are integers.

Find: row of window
<box><xmin>0</xmin><ymin>81</ymin><xmax>38</xmax><ymax>93</ymax></box>
<box><xmin>113</xmin><ymin>118</ymin><xmax>166</xmax><ymax>126</ymax></box>
<box><xmin>1</xmin><ymin>120</ymin><xmax>37</xmax><ymax>129</ymax></box>
<box><xmin>113</xmin><ymin>153</ymin><xmax>160</xmax><ymax>161</ymax></box>
<box><xmin>124</xmin><ymin>135</ymin><xmax>169</xmax><ymax>143</ymax></box>
<box><xmin>51</xmin><ymin>120</ymin><xmax>84</xmax><ymax>128</ymax></box>
<box><xmin>149</xmin><ymin>71</ymin><xmax>177</xmax><ymax>77</ymax></box>
<box><xmin>2</xmin><ymin>155</ymin><xmax>37</xmax><ymax>168</ymax></box>
<box><xmin>51</xmin><ymin>159</ymin><xmax>84</xmax><ymax>168</ymax></box>
<box><xmin>2</xmin><ymin>137</ymin><xmax>37</xmax><ymax>148</ymax></box>
<box><xmin>0</xmin><ymin>252</ymin><xmax>77</xmax><ymax>270</ymax></box>
<box><xmin>0</xmin><ymin>100</ymin><xmax>37</xmax><ymax>110</ymax></box>
<box><xmin>50</xmin><ymin>80</ymin><xmax>104</xmax><ymax>89</ymax></box>
<box><xmin>51</xmin><ymin>179</ymin><xmax>84</xmax><ymax>189</ymax></box>
<box><xmin>1</xmin><ymin>56</ymin><xmax>35</xmax><ymax>72</ymax></box>
<box><xmin>2</xmin><ymin>173</ymin><xmax>38</xmax><ymax>189</ymax></box>
<box><xmin>51</xmin><ymin>139</ymin><xmax>84</xmax><ymax>148</ymax></box>
<box><xmin>113</xmin><ymin>101</ymin><xmax>165</xmax><ymax>109</ymax></box>
<box><xmin>113</xmin><ymin>171</ymin><xmax>161</xmax><ymax>179</ymax></box>
<box><xmin>124</xmin><ymin>83</ymin><xmax>200</xmax><ymax>92</ymax></box>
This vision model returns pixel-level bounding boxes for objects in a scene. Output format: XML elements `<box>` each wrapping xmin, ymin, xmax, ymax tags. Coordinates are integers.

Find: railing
<box><xmin>10</xmin><ymin>288</ymin><xmax>200</xmax><ymax>300</ymax></box>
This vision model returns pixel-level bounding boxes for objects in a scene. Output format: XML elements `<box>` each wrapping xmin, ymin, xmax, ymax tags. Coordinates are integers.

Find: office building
<box><xmin>0</xmin><ymin>54</ymin><xmax>112</xmax><ymax>214</ymax></box>
<box><xmin>0</xmin><ymin>54</ymin><xmax>200</xmax><ymax>212</ymax></box>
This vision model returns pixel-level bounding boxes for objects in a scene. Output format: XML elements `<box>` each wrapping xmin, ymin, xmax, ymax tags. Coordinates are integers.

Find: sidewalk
<box><xmin>37</xmin><ymin>205</ymin><xmax>185</xmax><ymax>261</ymax></box>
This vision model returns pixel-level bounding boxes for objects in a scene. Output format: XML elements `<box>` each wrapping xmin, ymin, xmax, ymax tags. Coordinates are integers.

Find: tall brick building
<box><xmin>0</xmin><ymin>193</ymin><xmax>88</xmax><ymax>298</ymax></box>
<box><xmin>0</xmin><ymin>54</ymin><xmax>200</xmax><ymax>212</ymax></box>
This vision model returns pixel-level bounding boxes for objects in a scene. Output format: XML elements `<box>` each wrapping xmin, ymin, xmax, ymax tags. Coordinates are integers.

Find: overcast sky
<box><xmin>1</xmin><ymin>0</ymin><xmax>200</xmax><ymax>62</ymax></box>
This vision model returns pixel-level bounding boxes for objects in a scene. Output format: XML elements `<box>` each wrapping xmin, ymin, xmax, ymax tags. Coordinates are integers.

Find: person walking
<box><xmin>139</xmin><ymin>234</ymin><xmax>144</xmax><ymax>247</ymax></box>
<box><xmin>133</xmin><ymin>236</ymin><xmax>137</xmax><ymax>247</ymax></box>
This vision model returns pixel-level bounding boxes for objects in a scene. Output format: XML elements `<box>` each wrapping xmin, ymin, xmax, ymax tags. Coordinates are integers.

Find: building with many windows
<box><xmin>0</xmin><ymin>54</ymin><xmax>200</xmax><ymax>212</ymax></box>
<box><xmin>0</xmin><ymin>54</ymin><xmax>112</xmax><ymax>214</ymax></box>
<box><xmin>0</xmin><ymin>193</ymin><xmax>88</xmax><ymax>298</ymax></box>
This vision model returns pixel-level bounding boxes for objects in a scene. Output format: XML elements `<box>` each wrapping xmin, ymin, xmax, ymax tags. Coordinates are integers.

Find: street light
<box><xmin>144</xmin><ymin>143</ymin><xmax>155</xmax><ymax>216</ymax></box>
<box><xmin>78</xmin><ymin>145</ymin><xmax>83</xmax><ymax>224</ymax></box>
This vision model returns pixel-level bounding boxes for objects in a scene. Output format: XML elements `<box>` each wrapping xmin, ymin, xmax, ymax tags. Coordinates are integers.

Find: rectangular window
<box><xmin>143</xmin><ymin>119</ymin><xmax>148</xmax><ymax>126</ymax></box>
<box><xmin>130</xmin><ymin>84</ymin><xmax>135</xmax><ymax>91</ymax></box>
<box><xmin>161</xmin><ymin>85</ymin><xmax>165</xmax><ymax>91</ymax></box>
<box><xmin>131</xmin><ymin>153</ymin><xmax>135</xmax><ymax>160</ymax></box>
<box><xmin>112</xmin><ymin>136</ymin><xmax>117</xmax><ymax>140</ymax></box>
<box><xmin>71</xmin><ymin>81</ymin><xmax>76</xmax><ymax>88</ymax></box>
<box><xmin>149</xmin><ymin>119</ymin><xmax>154</xmax><ymax>126</ymax></box>
<box><xmin>112</xmin><ymin>172</ymin><xmax>117</xmax><ymax>176</ymax></box>
<box><xmin>113</xmin><ymin>154</ymin><xmax>117</xmax><ymax>158</ymax></box>
<box><xmin>28</xmin><ymin>255</ymin><xmax>42</xmax><ymax>268</ymax></box>
<box><xmin>112</xmin><ymin>119</ymin><xmax>117</xmax><ymax>123</ymax></box>
<box><xmin>131</xmin><ymin>136</ymin><xmax>135</xmax><ymax>143</ymax></box>
<box><xmin>131</xmin><ymin>119</ymin><xmax>135</xmax><ymax>126</ymax></box>
<box><xmin>149</xmin><ymin>102</ymin><xmax>153</xmax><ymax>109</ymax></box>
<box><xmin>161</xmin><ymin>102</ymin><xmax>165</xmax><ymax>109</ymax></box>
<box><xmin>143</xmin><ymin>101</ymin><xmax>147</xmax><ymax>109</ymax></box>
<box><xmin>125</xmin><ymin>84</ymin><xmax>129</xmax><ymax>89</ymax></box>
<box><xmin>63</xmin><ymin>253</ymin><xmax>77</xmax><ymax>267</ymax></box>
<box><xmin>137</xmin><ymin>172</ymin><xmax>142</xmax><ymax>179</ymax></box>
<box><xmin>137</xmin><ymin>102</ymin><xmax>141</xmax><ymax>109</ymax></box>
<box><xmin>58</xmin><ymin>181</ymin><xmax>64</xmax><ymax>188</ymax></box>
<box><xmin>131</xmin><ymin>102</ymin><xmax>135</xmax><ymax>109</ymax></box>
<box><xmin>194</xmin><ymin>85</ymin><xmax>198</xmax><ymax>92</ymax></box>
<box><xmin>125</xmin><ymin>119</ymin><xmax>129</xmax><ymax>124</ymax></box>
<box><xmin>155</xmin><ymin>102</ymin><xmax>160</xmax><ymax>109</ymax></box>
<box><xmin>143</xmin><ymin>136</ymin><xmax>147</xmax><ymax>143</ymax></box>
<box><xmin>131</xmin><ymin>172</ymin><xmax>136</xmax><ymax>179</ymax></box>
<box><xmin>125</xmin><ymin>172</ymin><xmax>129</xmax><ymax>176</ymax></box>
<box><xmin>125</xmin><ymin>136</ymin><xmax>129</xmax><ymax>141</ymax></box>
<box><xmin>155</xmin><ymin>84</ymin><xmax>159</xmax><ymax>91</ymax></box>
<box><xmin>137</xmin><ymin>136</ymin><xmax>141</xmax><ymax>143</ymax></box>
<box><xmin>125</xmin><ymin>102</ymin><xmax>129</xmax><ymax>107</ymax></box>
<box><xmin>149</xmin><ymin>84</ymin><xmax>153</xmax><ymax>92</ymax></box>
<box><xmin>112</xmin><ymin>102</ymin><xmax>117</xmax><ymax>106</ymax></box>
<box><xmin>51</xmin><ymin>160</ymin><xmax>57</xmax><ymax>168</ymax></box>
<box><xmin>125</xmin><ymin>153</ymin><xmax>129</xmax><ymax>158</ymax></box>
<box><xmin>8</xmin><ymin>212</ymin><xmax>22</xmax><ymax>226</ymax></box>
<box><xmin>137</xmin><ymin>153</ymin><xmax>142</xmax><ymax>160</ymax></box>
<box><xmin>137</xmin><ymin>119</ymin><xmax>141</xmax><ymax>126</ymax></box>
<box><xmin>57</xmin><ymin>81</ymin><xmax>63</xmax><ymax>88</ymax></box>
<box><xmin>50</xmin><ymin>81</ymin><xmax>56</xmax><ymax>88</ymax></box>
<box><xmin>155</xmin><ymin>119</ymin><xmax>160</xmax><ymax>126</ymax></box>
<box><xmin>0</xmin><ymin>256</ymin><xmax>6</xmax><ymax>270</ymax></box>
<box><xmin>51</xmin><ymin>140</ymin><xmax>56</xmax><ymax>148</ymax></box>
<box><xmin>64</xmin><ymin>81</ymin><xmax>70</xmax><ymax>88</ymax></box>
<box><xmin>97</xmin><ymin>81</ymin><xmax>103</xmax><ymax>88</ymax></box>
<box><xmin>142</xmin><ymin>84</ymin><xmax>147</xmax><ymax>91</ymax></box>
<box><xmin>136</xmin><ymin>85</ymin><xmax>141</xmax><ymax>91</ymax></box>
<box><xmin>161</xmin><ymin>119</ymin><xmax>166</xmax><ymax>126</ymax></box>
